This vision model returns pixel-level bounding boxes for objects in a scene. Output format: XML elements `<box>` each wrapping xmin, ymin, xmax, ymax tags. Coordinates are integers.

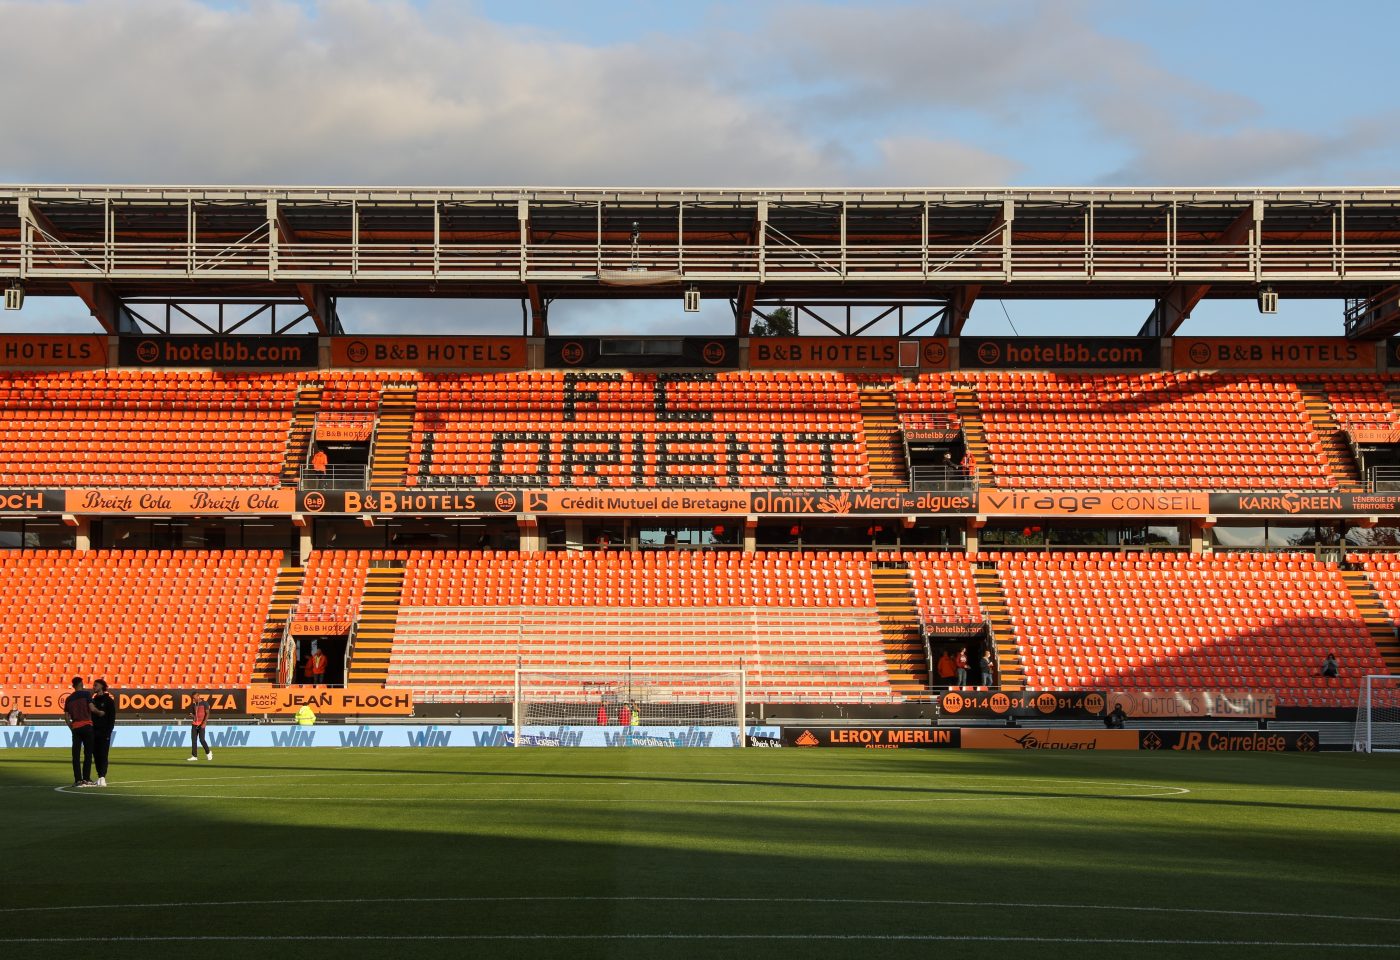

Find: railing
<box><xmin>910</xmin><ymin>466</ymin><xmax>977</xmax><ymax>492</ymax></box>
<box><xmin>286</xmin><ymin>602</ymin><xmax>358</xmax><ymax>636</ymax></box>
<box><xmin>1370</xmin><ymin>466</ymin><xmax>1400</xmax><ymax>492</ymax></box>
<box><xmin>10</xmin><ymin>238</ymin><xmax>1400</xmax><ymax>284</ymax></box>
<box><xmin>1344</xmin><ymin>286</ymin><xmax>1400</xmax><ymax>336</ymax></box>
<box><xmin>314</xmin><ymin>413</ymin><xmax>375</xmax><ymax>443</ymax></box>
<box><xmin>300</xmin><ymin>464</ymin><xmax>369</xmax><ymax>491</ymax></box>
<box><xmin>342</xmin><ymin>622</ymin><xmax>358</xmax><ymax>688</ymax></box>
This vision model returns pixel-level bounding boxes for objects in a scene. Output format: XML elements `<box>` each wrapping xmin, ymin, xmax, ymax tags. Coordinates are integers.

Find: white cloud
<box><xmin>0</xmin><ymin>0</ymin><xmax>1014</xmax><ymax>188</ymax></box>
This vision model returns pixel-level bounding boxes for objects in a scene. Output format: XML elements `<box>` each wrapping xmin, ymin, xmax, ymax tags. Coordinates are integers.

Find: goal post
<box><xmin>513</xmin><ymin>667</ymin><xmax>746</xmax><ymax>747</ymax></box>
<box><xmin>1355</xmin><ymin>675</ymin><xmax>1400</xmax><ymax>753</ymax></box>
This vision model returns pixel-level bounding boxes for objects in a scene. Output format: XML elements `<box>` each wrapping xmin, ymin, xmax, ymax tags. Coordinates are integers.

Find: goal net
<box><xmin>1355</xmin><ymin>675</ymin><xmax>1400</xmax><ymax>753</ymax></box>
<box><xmin>514</xmin><ymin>668</ymin><xmax>745</xmax><ymax>747</ymax></box>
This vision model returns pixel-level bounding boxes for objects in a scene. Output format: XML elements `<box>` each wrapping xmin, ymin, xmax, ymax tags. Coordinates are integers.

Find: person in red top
<box><xmin>305</xmin><ymin>644</ymin><xmax>328</xmax><ymax>687</ymax></box>
<box><xmin>618</xmin><ymin>703</ymin><xmax>632</xmax><ymax>726</ymax></box>
<box><xmin>955</xmin><ymin>649</ymin><xmax>969</xmax><ymax>687</ymax></box>
<box><xmin>63</xmin><ymin>677</ymin><xmax>95</xmax><ymax>787</ymax></box>
<box><xmin>187</xmin><ymin>695</ymin><xmax>213</xmax><ymax>762</ymax></box>
<box><xmin>596</xmin><ymin>704</ymin><xmax>608</xmax><ymax>726</ymax></box>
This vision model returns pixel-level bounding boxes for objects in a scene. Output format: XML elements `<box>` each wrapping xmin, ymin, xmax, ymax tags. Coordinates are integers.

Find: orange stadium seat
<box><xmin>0</xmin><ymin>370</ymin><xmax>298</xmax><ymax>487</ymax></box>
<box><xmin>0</xmin><ymin>550</ymin><xmax>280</xmax><ymax>688</ymax></box>
<box><xmin>385</xmin><ymin>551</ymin><xmax>895</xmax><ymax>702</ymax></box>
<box><xmin>992</xmin><ymin>551</ymin><xmax>1385</xmax><ymax>708</ymax></box>
<box><xmin>897</xmin><ymin>371</ymin><xmax>1365</xmax><ymax>490</ymax></box>
<box><xmin>407</xmin><ymin>371</ymin><xmax>871</xmax><ymax>489</ymax></box>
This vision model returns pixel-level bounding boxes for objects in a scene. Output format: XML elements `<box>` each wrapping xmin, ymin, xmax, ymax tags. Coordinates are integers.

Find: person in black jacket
<box><xmin>1104</xmin><ymin>703</ymin><xmax>1128</xmax><ymax>729</ymax></box>
<box><xmin>89</xmin><ymin>680</ymin><xmax>117</xmax><ymax>787</ymax></box>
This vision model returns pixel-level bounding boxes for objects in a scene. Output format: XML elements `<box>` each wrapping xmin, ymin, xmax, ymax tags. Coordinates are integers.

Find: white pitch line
<box><xmin>3</xmin><ymin>894</ymin><xmax>1397</xmax><ymax>927</ymax></box>
<box><xmin>0</xmin><ymin>934</ymin><xmax>1396</xmax><ymax>949</ymax></box>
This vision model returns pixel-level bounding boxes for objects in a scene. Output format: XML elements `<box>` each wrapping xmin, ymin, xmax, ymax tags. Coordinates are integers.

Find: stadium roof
<box><xmin>3</xmin><ymin>184</ymin><xmax>1399</xmax><ymax>338</ymax></box>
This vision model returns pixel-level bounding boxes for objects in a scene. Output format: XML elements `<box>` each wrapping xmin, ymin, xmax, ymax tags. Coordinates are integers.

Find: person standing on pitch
<box><xmin>63</xmin><ymin>677</ymin><xmax>95</xmax><ymax>787</ymax></box>
<box><xmin>188</xmin><ymin>695</ymin><xmax>213</xmax><ymax>762</ymax></box>
<box><xmin>89</xmin><ymin>679</ymin><xmax>117</xmax><ymax>787</ymax></box>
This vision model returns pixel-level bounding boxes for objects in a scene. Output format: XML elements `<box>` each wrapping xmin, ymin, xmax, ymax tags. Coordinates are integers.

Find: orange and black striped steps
<box><xmin>347</xmin><ymin>567</ymin><xmax>407</xmax><ymax>685</ymax></box>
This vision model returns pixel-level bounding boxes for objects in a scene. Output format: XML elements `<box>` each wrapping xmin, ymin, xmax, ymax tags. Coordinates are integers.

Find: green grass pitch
<box><xmin>1</xmin><ymin>747</ymin><xmax>1397</xmax><ymax>959</ymax></box>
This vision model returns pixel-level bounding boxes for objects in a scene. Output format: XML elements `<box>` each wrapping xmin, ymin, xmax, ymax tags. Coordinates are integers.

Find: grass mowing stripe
<box><xmin>1</xmin><ymin>894</ymin><xmax>1398</xmax><ymax>925</ymax></box>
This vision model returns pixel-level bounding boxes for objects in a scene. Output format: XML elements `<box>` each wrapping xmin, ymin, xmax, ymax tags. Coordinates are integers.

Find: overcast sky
<box><xmin>2</xmin><ymin>0</ymin><xmax>1395</xmax><ymax>337</ymax></box>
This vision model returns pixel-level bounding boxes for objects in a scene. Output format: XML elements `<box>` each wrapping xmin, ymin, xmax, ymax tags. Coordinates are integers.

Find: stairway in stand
<box><xmin>871</xmin><ymin>562</ymin><xmax>930</xmax><ymax>696</ymax></box>
<box><xmin>347</xmin><ymin>565</ymin><xmax>407</xmax><ymax>685</ymax></box>
<box><xmin>368</xmin><ymin>382</ymin><xmax>418</xmax><ymax>489</ymax></box>
<box><xmin>859</xmin><ymin>384</ymin><xmax>910</xmax><ymax>489</ymax></box>
<box><xmin>952</xmin><ymin>384</ymin><xmax>994</xmax><ymax>486</ymax></box>
<box><xmin>279</xmin><ymin>382</ymin><xmax>324</xmax><ymax>485</ymax></box>
<box><xmin>1300</xmin><ymin>384</ymin><xmax>1364</xmax><ymax>492</ymax></box>
<box><xmin>1341</xmin><ymin>567</ymin><xmax>1400</xmax><ymax>674</ymax></box>
<box><xmin>253</xmin><ymin>563</ymin><xmax>306</xmax><ymax>683</ymax></box>
<box><xmin>973</xmin><ymin>564</ymin><xmax>1024</xmax><ymax>690</ymax></box>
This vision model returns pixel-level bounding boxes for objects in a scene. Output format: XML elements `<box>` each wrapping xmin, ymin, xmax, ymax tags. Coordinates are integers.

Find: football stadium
<box><xmin>2</xmin><ymin>1</ymin><xmax>1400</xmax><ymax>954</ymax></box>
<box><xmin>0</xmin><ymin>182</ymin><xmax>1396</xmax><ymax>957</ymax></box>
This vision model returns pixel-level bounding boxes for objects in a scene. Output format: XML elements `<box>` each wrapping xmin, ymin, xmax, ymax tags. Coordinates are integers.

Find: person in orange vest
<box><xmin>311</xmin><ymin>449</ymin><xmax>328</xmax><ymax>473</ymax></box>
<box><xmin>305</xmin><ymin>643</ymin><xmax>328</xmax><ymax>687</ymax></box>
<box><xmin>936</xmin><ymin>650</ymin><xmax>957</xmax><ymax>687</ymax></box>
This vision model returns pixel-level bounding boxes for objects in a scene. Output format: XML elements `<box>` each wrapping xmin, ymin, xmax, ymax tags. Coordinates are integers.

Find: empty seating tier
<box><xmin>389</xmin><ymin>551</ymin><xmax>894</xmax><ymax>702</ymax></box>
<box><xmin>0</xmin><ymin>371</ymin><xmax>297</xmax><ymax>487</ymax></box>
<box><xmin>0</xmin><ymin>550</ymin><xmax>280</xmax><ymax>688</ymax></box>
<box><xmin>994</xmin><ymin>551</ymin><xmax>1383</xmax><ymax>707</ymax></box>
<box><xmin>290</xmin><ymin>550</ymin><xmax>371</xmax><ymax>634</ymax></box>
<box><xmin>410</xmin><ymin>371</ymin><xmax>870</xmax><ymax>488</ymax></box>
<box><xmin>902</xmin><ymin>372</ymin><xmax>1342</xmax><ymax>490</ymax></box>
<box><xmin>905</xmin><ymin>554</ymin><xmax>985</xmax><ymax>630</ymax></box>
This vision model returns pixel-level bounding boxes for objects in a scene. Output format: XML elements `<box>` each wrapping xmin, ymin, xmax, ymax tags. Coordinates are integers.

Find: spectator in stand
<box><xmin>305</xmin><ymin>643</ymin><xmax>328</xmax><ymax>687</ymax></box>
<box><xmin>955</xmin><ymin>649</ymin><xmax>969</xmax><ymax>686</ymax></box>
<box><xmin>596</xmin><ymin>704</ymin><xmax>608</xmax><ymax>726</ymax></box>
<box><xmin>619</xmin><ymin>703</ymin><xmax>632</xmax><ymax>726</ymax></box>
<box><xmin>63</xmin><ymin>677</ymin><xmax>95</xmax><ymax>787</ymax></box>
<box><xmin>980</xmin><ymin>650</ymin><xmax>996</xmax><ymax>688</ymax></box>
<box><xmin>1321</xmin><ymin>653</ymin><xmax>1339</xmax><ymax>680</ymax></box>
<box><xmin>936</xmin><ymin>651</ymin><xmax>957</xmax><ymax>687</ymax></box>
